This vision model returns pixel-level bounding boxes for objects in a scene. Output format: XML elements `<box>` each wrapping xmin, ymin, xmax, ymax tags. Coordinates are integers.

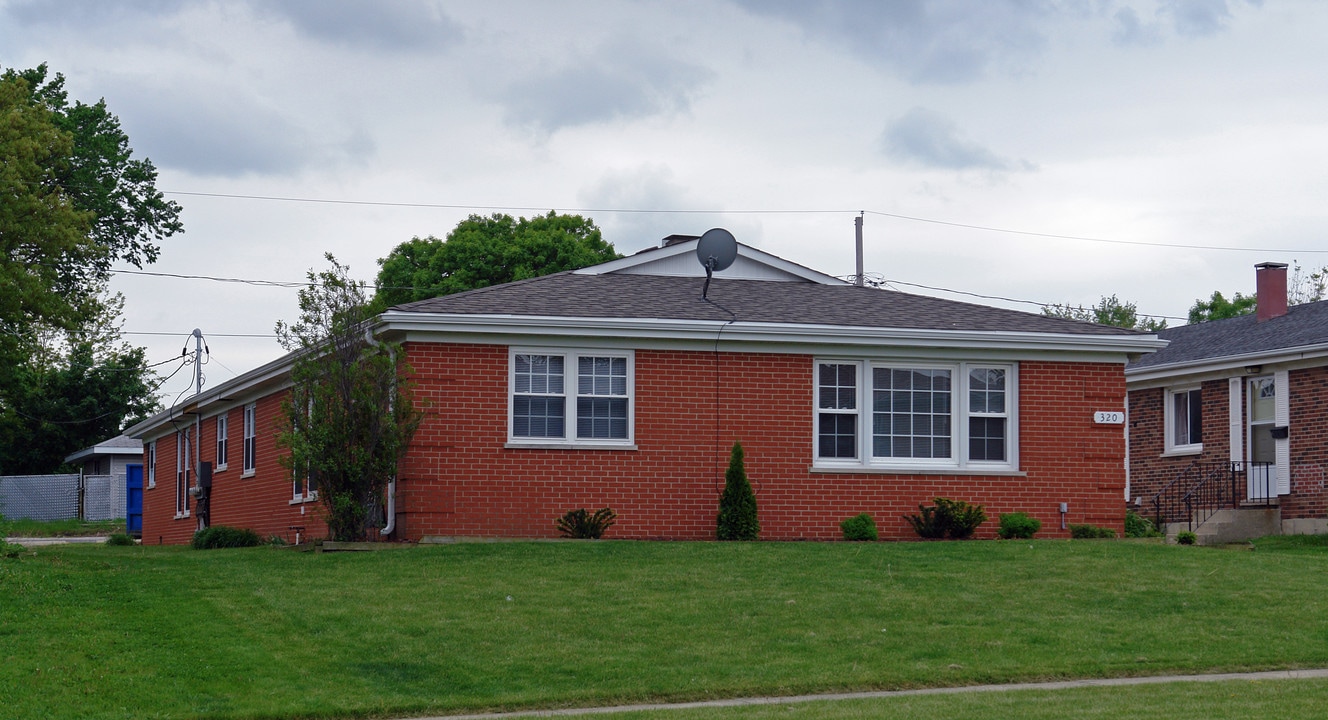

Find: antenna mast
<box><xmin>855</xmin><ymin>212</ymin><xmax>864</xmax><ymax>287</ymax></box>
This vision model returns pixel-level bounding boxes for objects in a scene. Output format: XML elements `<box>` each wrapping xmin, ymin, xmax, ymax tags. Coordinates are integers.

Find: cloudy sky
<box><xmin>4</xmin><ymin>0</ymin><xmax>1326</xmax><ymax>400</ymax></box>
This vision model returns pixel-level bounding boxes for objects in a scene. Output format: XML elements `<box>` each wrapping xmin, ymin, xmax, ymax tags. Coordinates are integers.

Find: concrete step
<box><xmin>1168</xmin><ymin>508</ymin><xmax>1281</xmax><ymax>545</ymax></box>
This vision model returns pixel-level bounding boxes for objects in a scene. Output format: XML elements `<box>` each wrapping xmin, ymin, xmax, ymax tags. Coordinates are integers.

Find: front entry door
<box><xmin>1248</xmin><ymin>377</ymin><xmax>1276</xmax><ymax>500</ymax></box>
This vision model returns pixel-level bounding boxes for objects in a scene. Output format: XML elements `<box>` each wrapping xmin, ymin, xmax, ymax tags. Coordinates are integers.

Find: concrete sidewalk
<box><xmin>409</xmin><ymin>668</ymin><xmax>1328</xmax><ymax>720</ymax></box>
<box><xmin>4</xmin><ymin>536</ymin><xmax>110</xmax><ymax>547</ymax></box>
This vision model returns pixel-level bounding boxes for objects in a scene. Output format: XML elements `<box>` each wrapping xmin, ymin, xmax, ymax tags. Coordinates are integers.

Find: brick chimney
<box><xmin>1255</xmin><ymin>262</ymin><xmax>1289</xmax><ymax>321</ymax></box>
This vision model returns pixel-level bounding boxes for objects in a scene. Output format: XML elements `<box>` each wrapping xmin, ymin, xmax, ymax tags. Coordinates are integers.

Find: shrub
<box><xmin>555</xmin><ymin>507</ymin><xmax>617</xmax><ymax>539</ymax></box>
<box><xmin>905</xmin><ymin>498</ymin><xmax>986</xmax><ymax>540</ymax></box>
<box><xmin>1176</xmin><ymin>531</ymin><xmax>1198</xmax><ymax>545</ymax></box>
<box><xmin>0</xmin><ymin>538</ymin><xmax>24</xmax><ymax>559</ymax></box>
<box><xmin>105</xmin><ymin>533</ymin><xmax>136</xmax><ymax>546</ymax></box>
<box><xmin>997</xmin><ymin>512</ymin><xmax>1042</xmax><ymax>539</ymax></box>
<box><xmin>840</xmin><ymin>513</ymin><xmax>878</xmax><ymax>541</ymax></box>
<box><xmin>192</xmin><ymin>525</ymin><xmax>264</xmax><ymax>550</ymax></box>
<box><xmin>1069</xmin><ymin>523</ymin><xmax>1117</xmax><ymax>539</ymax></box>
<box><xmin>717</xmin><ymin>441</ymin><xmax>760</xmax><ymax>540</ymax></box>
<box><xmin>1124</xmin><ymin>510</ymin><xmax>1163</xmax><ymax>538</ymax></box>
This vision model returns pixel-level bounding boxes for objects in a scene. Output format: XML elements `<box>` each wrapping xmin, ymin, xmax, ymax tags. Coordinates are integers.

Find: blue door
<box><xmin>126</xmin><ymin>464</ymin><xmax>143</xmax><ymax>536</ymax></box>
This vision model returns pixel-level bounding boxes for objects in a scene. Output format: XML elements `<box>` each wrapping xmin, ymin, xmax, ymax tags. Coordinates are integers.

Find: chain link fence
<box><xmin>0</xmin><ymin>474</ymin><xmax>125</xmax><ymax>522</ymax></box>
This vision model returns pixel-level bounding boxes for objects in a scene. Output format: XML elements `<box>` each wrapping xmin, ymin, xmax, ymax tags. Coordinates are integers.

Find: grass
<box><xmin>1</xmin><ymin>538</ymin><xmax>1326</xmax><ymax>719</ymax></box>
<box><xmin>1</xmin><ymin>516</ymin><xmax>124</xmax><ymax>537</ymax></box>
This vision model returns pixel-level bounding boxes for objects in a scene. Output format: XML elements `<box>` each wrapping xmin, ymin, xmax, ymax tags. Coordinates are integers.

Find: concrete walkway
<box><xmin>409</xmin><ymin>668</ymin><xmax>1328</xmax><ymax>720</ymax></box>
<box><xmin>4</xmin><ymin>536</ymin><xmax>110</xmax><ymax>546</ymax></box>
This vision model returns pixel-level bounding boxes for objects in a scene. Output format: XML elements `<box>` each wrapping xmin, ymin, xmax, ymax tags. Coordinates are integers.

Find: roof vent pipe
<box><xmin>854</xmin><ymin>213</ymin><xmax>864</xmax><ymax>287</ymax></box>
<box><xmin>1255</xmin><ymin>262</ymin><xmax>1289</xmax><ymax>321</ymax></box>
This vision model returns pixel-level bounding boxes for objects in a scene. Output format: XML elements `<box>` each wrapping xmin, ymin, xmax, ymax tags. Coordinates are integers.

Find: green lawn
<box><xmin>1</xmin><ymin>537</ymin><xmax>1326</xmax><ymax>719</ymax></box>
<box><xmin>1</xmin><ymin>516</ymin><xmax>124</xmax><ymax>537</ymax></box>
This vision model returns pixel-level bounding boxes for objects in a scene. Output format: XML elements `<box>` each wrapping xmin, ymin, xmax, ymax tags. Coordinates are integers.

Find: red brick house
<box><xmin>1126</xmin><ymin>262</ymin><xmax>1328</xmax><ymax>539</ymax></box>
<box><xmin>127</xmin><ymin>236</ymin><xmax>1163</xmax><ymax>544</ymax></box>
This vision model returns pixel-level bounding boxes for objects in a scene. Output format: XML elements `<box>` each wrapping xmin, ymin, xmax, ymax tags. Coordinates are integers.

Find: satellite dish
<box><xmin>696</xmin><ymin>228</ymin><xmax>737</xmax><ymax>300</ymax></box>
<box><xmin>696</xmin><ymin>228</ymin><xmax>737</xmax><ymax>273</ymax></box>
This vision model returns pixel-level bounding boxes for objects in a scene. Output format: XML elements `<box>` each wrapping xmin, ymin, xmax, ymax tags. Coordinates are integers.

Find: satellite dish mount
<box><xmin>695</xmin><ymin>228</ymin><xmax>737</xmax><ymax>299</ymax></box>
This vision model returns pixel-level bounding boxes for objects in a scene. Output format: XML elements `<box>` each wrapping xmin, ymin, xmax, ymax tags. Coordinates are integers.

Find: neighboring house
<box><xmin>1126</xmin><ymin>262</ymin><xmax>1328</xmax><ymax>537</ymax></box>
<box><xmin>63</xmin><ymin>434</ymin><xmax>143</xmax><ymax>479</ymax></box>
<box><xmin>126</xmin><ymin>235</ymin><xmax>1163</xmax><ymax>545</ymax></box>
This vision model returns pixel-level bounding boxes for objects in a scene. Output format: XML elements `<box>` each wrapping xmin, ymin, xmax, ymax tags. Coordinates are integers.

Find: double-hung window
<box><xmin>815</xmin><ymin>360</ymin><xmax>1015</xmax><ymax>470</ymax></box>
<box><xmin>510</xmin><ymin>349</ymin><xmax>633</xmax><ymax>445</ymax></box>
<box><xmin>242</xmin><ymin>403</ymin><xmax>257</xmax><ymax>475</ymax></box>
<box><xmin>1165</xmin><ymin>387</ymin><xmax>1202</xmax><ymax>453</ymax></box>
<box><xmin>216</xmin><ymin>414</ymin><xmax>228</xmax><ymax>470</ymax></box>
<box><xmin>175</xmin><ymin>430</ymin><xmax>191</xmax><ymax>517</ymax></box>
<box><xmin>147</xmin><ymin>440</ymin><xmax>156</xmax><ymax>488</ymax></box>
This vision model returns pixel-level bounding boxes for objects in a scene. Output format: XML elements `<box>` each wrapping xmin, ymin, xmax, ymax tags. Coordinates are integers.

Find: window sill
<box><xmin>215</xmin><ymin>464</ymin><xmax>228</xmax><ymax>473</ymax></box>
<box><xmin>289</xmin><ymin>493</ymin><xmax>319</xmax><ymax>505</ymax></box>
<box><xmin>241</xmin><ymin>470</ymin><xmax>256</xmax><ymax>479</ymax></box>
<box><xmin>811</xmin><ymin>465</ymin><xmax>1026</xmax><ymax>477</ymax></box>
<box><xmin>147</xmin><ymin>481</ymin><xmax>156</xmax><ymax>489</ymax></box>
<box><xmin>1161</xmin><ymin>446</ymin><xmax>1203</xmax><ymax>458</ymax></box>
<box><xmin>505</xmin><ymin>442</ymin><xmax>638</xmax><ymax>451</ymax></box>
<box><xmin>173</xmin><ymin>511</ymin><xmax>191</xmax><ymax>520</ymax></box>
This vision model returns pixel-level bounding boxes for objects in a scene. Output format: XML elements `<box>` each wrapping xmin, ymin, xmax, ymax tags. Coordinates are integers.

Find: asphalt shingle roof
<box><xmin>1127</xmin><ymin>299</ymin><xmax>1328</xmax><ymax>370</ymax></box>
<box><xmin>394</xmin><ymin>273</ymin><xmax>1143</xmax><ymax>336</ymax></box>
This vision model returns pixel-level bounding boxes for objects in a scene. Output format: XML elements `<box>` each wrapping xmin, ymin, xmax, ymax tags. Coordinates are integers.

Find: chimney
<box><xmin>1255</xmin><ymin>262</ymin><xmax>1289</xmax><ymax>321</ymax></box>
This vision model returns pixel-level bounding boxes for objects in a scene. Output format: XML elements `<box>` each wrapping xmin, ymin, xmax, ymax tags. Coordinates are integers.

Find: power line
<box><xmin>160</xmin><ymin>189</ymin><xmax>1328</xmax><ymax>255</ymax></box>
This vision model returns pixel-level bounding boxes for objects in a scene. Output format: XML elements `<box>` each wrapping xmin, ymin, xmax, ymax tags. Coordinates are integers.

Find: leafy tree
<box><xmin>0</xmin><ymin>64</ymin><xmax>179</xmax><ymax>470</ymax></box>
<box><xmin>373</xmin><ymin>211</ymin><xmax>620</xmax><ymax>310</ymax></box>
<box><xmin>716</xmin><ymin>441</ymin><xmax>759</xmax><ymax>541</ymax></box>
<box><xmin>1042</xmin><ymin>295</ymin><xmax>1166</xmax><ymax>331</ymax></box>
<box><xmin>0</xmin><ymin>295</ymin><xmax>160</xmax><ymax>474</ymax></box>
<box><xmin>1187</xmin><ymin>291</ymin><xmax>1258</xmax><ymax>324</ymax></box>
<box><xmin>276</xmin><ymin>255</ymin><xmax>422</xmax><ymax>542</ymax></box>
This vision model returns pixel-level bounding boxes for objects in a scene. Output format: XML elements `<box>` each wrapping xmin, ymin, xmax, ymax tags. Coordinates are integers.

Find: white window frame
<box><xmin>147</xmin><ymin>440</ymin><xmax>156</xmax><ymax>488</ymax></box>
<box><xmin>1164</xmin><ymin>386</ymin><xmax>1203</xmax><ymax>455</ymax></box>
<box><xmin>813</xmin><ymin>360</ymin><xmax>1017</xmax><ymax>471</ymax></box>
<box><xmin>215</xmin><ymin>414</ymin><xmax>228</xmax><ymax>471</ymax></box>
<box><xmin>242</xmin><ymin>403</ymin><xmax>257</xmax><ymax>476</ymax></box>
<box><xmin>175</xmin><ymin>430</ymin><xmax>191</xmax><ymax>519</ymax></box>
<box><xmin>507</xmin><ymin>348</ymin><xmax>635</xmax><ymax>447</ymax></box>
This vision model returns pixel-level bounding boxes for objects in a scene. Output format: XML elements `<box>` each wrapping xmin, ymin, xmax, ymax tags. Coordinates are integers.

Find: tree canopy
<box><xmin>1042</xmin><ymin>295</ymin><xmax>1166</xmax><ymax>331</ymax></box>
<box><xmin>277</xmin><ymin>255</ymin><xmax>422</xmax><ymax>542</ymax></box>
<box><xmin>373</xmin><ymin>211</ymin><xmax>620</xmax><ymax>310</ymax></box>
<box><xmin>1187</xmin><ymin>290</ymin><xmax>1258</xmax><ymax>324</ymax></box>
<box><xmin>0</xmin><ymin>64</ymin><xmax>177</xmax><ymax>472</ymax></box>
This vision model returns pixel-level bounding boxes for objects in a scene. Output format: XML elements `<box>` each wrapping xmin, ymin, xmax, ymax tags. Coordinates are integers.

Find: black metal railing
<box><xmin>1152</xmin><ymin>461</ymin><xmax>1274</xmax><ymax>533</ymax></box>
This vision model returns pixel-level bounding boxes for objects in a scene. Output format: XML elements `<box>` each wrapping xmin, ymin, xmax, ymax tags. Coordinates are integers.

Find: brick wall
<box><xmin>141</xmin><ymin>396</ymin><xmax>327</xmax><ymax>545</ymax></box>
<box><xmin>396</xmin><ymin>344</ymin><xmax>1128</xmax><ymax>541</ymax></box>
<box><xmin>1285</xmin><ymin>367</ymin><xmax>1328</xmax><ymax>519</ymax></box>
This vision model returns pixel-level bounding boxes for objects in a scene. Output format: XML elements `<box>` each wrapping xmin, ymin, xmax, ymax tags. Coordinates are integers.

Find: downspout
<box><xmin>365</xmin><ymin>328</ymin><xmax>397</xmax><ymax>537</ymax></box>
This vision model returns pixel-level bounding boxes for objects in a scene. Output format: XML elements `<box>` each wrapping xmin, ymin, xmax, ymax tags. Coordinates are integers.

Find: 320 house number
<box><xmin>1093</xmin><ymin>411</ymin><xmax>1124</xmax><ymax>424</ymax></box>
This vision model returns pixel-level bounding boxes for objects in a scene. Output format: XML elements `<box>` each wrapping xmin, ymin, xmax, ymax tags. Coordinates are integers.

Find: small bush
<box><xmin>192</xmin><ymin>525</ymin><xmax>264</xmax><ymax>550</ymax></box>
<box><xmin>267</xmin><ymin>535</ymin><xmax>288</xmax><ymax>546</ymax></box>
<box><xmin>105</xmin><ymin>533</ymin><xmax>136</xmax><ymax>546</ymax></box>
<box><xmin>717</xmin><ymin>442</ymin><xmax>760</xmax><ymax>541</ymax></box>
<box><xmin>0</xmin><ymin>538</ymin><xmax>24</xmax><ymax>559</ymax></box>
<box><xmin>555</xmin><ymin>507</ymin><xmax>617</xmax><ymax>539</ymax></box>
<box><xmin>1069</xmin><ymin>523</ymin><xmax>1117</xmax><ymax>539</ymax></box>
<box><xmin>840</xmin><ymin>513</ymin><xmax>878</xmax><ymax>541</ymax></box>
<box><xmin>905</xmin><ymin>498</ymin><xmax>987</xmax><ymax>540</ymax></box>
<box><xmin>1124</xmin><ymin>510</ymin><xmax>1163</xmax><ymax>538</ymax></box>
<box><xmin>1176</xmin><ymin>531</ymin><xmax>1197</xmax><ymax>545</ymax></box>
<box><xmin>997</xmin><ymin>512</ymin><xmax>1042</xmax><ymax>539</ymax></box>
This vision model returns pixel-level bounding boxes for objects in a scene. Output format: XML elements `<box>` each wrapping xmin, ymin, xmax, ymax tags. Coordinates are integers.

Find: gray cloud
<box><xmin>5</xmin><ymin>0</ymin><xmax>184</xmax><ymax>28</ymax></box>
<box><xmin>497</xmin><ymin>44</ymin><xmax>714</xmax><ymax>134</ymax></box>
<box><xmin>881</xmin><ymin>107</ymin><xmax>1030</xmax><ymax>172</ymax></box>
<box><xmin>1112</xmin><ymin>7</ymin><xmax>1164</xmax><ymax>46</ymax></box>
<box><xmin>119</xmin><ymin>85</ymin><xmax>341</xmax><ymax>177</ymax></box>
<box><xmin>1162</xmin><ymin>0</ymin><xmax>1234</xmax><ymax>38</ymax></box>
<box><xmin>733</xmin><ymin>0</ymin><xmax>1052</xmax><ymax>84</ymax></box>
<box><xmin>255</xmin><ymin>0</ymin><xmax>462</xmax><ymax>51</ymax></box>
<box><xmin>579</xmin><ymin>165</ymin><xmax>714</xmax><ymax>252</ymax></box>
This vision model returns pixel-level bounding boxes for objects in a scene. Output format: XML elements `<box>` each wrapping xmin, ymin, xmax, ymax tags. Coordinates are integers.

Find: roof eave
<box><xmin>1125</xmin><ymin>341</ymin><xmax>1328</xmax><ymax>383</ymax></box>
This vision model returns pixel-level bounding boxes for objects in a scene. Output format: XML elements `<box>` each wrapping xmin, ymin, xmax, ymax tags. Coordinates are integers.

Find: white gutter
<box><xmin>365</xmin><ymin>328</ymin><xmax>397</xmax><ymax>538</ymax></box>
<box><xmin>1124</xmin><ymin>341</ymin><xmax>1328</xmax><ymax>384</ymax></box>
<box><xmin>378</xmin><ymin>312</ymin><xmax>1168</xmax><ymax>356</ymax></box>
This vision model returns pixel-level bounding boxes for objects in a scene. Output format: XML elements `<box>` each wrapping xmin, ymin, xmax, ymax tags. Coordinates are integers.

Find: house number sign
<box><xmin>1093</xmin><ymin>411</ymin><xmax>1125</xmax><ymax>424</ymax></box>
